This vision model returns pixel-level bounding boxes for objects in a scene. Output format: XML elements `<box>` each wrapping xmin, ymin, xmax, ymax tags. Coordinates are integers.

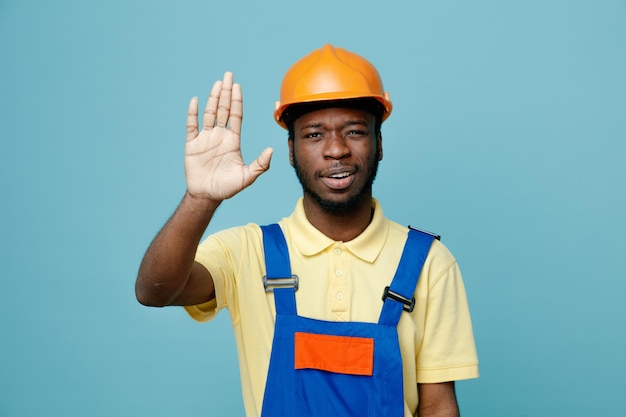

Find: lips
<box><xmin>320</xmin><ymin>168</ymin><xmax>356</xmax><ymax>190</ymax></box>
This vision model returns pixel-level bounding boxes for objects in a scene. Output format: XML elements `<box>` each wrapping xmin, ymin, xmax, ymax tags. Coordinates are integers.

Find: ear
<box><xmin>377</xmin><ymin>133</ymin><xmax>383</xmax><ymax>161</ymax></box>
<box><xmin>288</xmin><ymin>138</ymin><xmax>295</xmax><ymax>166</ymax></box>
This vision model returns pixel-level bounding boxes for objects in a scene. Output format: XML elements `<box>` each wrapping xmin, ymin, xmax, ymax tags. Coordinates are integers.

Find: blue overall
<box><xmin>259</xmin><ymin>224</ymin><xmax>435</xmax><ymax>417</ymax></box>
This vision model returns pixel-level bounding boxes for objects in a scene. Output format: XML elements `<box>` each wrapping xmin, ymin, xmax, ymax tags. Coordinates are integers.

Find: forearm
<box><xmin>136</xmin><ymin>192</ymin><xmax>219</xmax><ymax>306</ymax></box>
<box><xmin>417</xmin><ymin>382</ymin><xmax>459</xmax><ymax>417</ymax></box>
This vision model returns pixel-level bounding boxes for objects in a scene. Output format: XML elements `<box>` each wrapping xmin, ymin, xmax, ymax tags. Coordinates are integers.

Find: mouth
<box><xmin>320</xmin><ymin>169</ymin><xmax>355</xmax><ymax>190</ymax></box>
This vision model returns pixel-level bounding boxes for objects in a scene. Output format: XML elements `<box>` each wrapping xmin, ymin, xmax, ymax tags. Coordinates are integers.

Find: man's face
<box><xmin>289</xmin><ymin>107</ymin><xmax>383</xmax><ymax>215</ymax></box>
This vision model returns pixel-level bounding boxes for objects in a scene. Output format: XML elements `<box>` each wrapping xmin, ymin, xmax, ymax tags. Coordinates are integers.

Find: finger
<box><xmin>248</xmin><ymin>147</ymin><xmax>274</xmax><ymax>178</ymax></box>
<box><xmin>186</xmin><ymin>97</ymin><xmax>199</xmax><ymax>141</ymax></box>
<box><xmin>215</xmin><ymin>72</ymin><xmax>233</xmax><ymax>128</ymax></box>
<box><xmin>229</xmin><ymin>83</ymin><xmax>243</xmax><ymax>135</ymax></box>
<box><xmin>202</xmin><ymin>80</ymin><xmax>222</xmax><ymax>130</ymax></box>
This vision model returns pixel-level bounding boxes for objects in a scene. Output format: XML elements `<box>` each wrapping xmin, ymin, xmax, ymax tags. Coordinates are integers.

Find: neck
<box><xmin>302</xmin><ymin>194</ymin><xmax>374</xmax><ymax>242</ymax></box>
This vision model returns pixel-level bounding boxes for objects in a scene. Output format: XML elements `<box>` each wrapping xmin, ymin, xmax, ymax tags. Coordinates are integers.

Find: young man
<box><xmin>136</xmin><ymin>44</ymin><xmax>479</xmax><ymax>417</ymax></box>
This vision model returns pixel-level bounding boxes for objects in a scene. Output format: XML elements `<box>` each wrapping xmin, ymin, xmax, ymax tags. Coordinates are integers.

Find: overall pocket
<box><xmin>294</xmin><ymin>332</ymin><xmax>374</xmax><ymax>417</ymax></box>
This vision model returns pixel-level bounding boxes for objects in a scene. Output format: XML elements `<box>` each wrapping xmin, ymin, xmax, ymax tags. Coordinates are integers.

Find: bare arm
<box><xmin>135</xmin><ymin>192</ymin><xmax>219</xmax><ymax>306</ymax></box>
<box><xmin>417</xmin><ymin>382</ymin><xmax>459</xmax><ymax>417</ymax></box>
<box><xmin>136</xmin><ymin>72</ymin><xmax>273</xmax><ymax>307</ymax></box>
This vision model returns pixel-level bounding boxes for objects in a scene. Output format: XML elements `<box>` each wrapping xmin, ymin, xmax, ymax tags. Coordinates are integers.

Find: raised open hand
<box><xmin>185</xmin><ymin>72</ymin><xmax>273</xmax><ymax>202</ymax></box>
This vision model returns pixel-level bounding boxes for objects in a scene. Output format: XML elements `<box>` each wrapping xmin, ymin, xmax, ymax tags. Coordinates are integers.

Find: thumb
<box><xmin>248</xmin><ymin>147</ymin><xmax>274</xmax><ymax>178</ymax></box>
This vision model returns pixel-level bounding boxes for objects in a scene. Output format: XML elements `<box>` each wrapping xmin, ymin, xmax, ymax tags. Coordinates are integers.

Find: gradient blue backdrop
<box><xmin>1</xmin><ymin>1</ymin><xmax>624</xmax><ymax>416</ymax></box>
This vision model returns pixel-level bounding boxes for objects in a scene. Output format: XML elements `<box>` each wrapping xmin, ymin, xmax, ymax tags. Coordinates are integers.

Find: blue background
<box><xmin>1</xmin><ymin>0</ymin><xmax>624</xmax><ymax>416</ymax></box>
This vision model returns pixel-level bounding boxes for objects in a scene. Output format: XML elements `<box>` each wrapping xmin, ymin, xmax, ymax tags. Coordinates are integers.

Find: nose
<box><xmin>323</xmin><ymin>132</ymin><xmax>351</xmax><ymax>160</ymax></box>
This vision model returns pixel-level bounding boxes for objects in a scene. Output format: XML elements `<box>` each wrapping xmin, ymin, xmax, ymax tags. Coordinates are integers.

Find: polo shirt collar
<box><xmin>285</xmin><ymin>198</ymin><xmax>389</xmax><ymax>263</ymax></box>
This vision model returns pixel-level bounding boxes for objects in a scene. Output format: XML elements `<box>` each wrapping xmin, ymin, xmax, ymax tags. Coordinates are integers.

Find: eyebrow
<box><xmin>300</xmin><ymin>122</ymin><xmax>324</xmax><ymax>130</ymax></box>
<box><xmin>299</xmin><ymin>119</ymin><xmax>370</xmax><ymax>131</ymax></box>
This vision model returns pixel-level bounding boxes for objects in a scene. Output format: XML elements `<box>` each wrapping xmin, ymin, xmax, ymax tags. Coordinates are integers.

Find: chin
<box><xmin>312</xmin><ymin>192</ymin><xmax>367</xmax><ymax>216</ymax></box>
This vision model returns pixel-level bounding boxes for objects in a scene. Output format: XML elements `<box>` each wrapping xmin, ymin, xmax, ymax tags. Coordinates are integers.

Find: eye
<box><xmin>346</xmin><ymin>129</ymin><xmax>368</xmax><ymax>138</ymax></box>
<box><xmin>303</xmin><ymin>132</ymin><xmax>322</xmax><ymax>139</ymax></box>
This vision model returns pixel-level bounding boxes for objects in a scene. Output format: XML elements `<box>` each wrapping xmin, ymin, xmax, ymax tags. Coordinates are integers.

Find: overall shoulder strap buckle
<box><xmin>382</xmin><ymin>286</ymin><xmax>415</xmax><ymax>313</ymax></box>
<box><xmin>263</xmin><ymin>275</ymin><xmax>299</xmax><ymax>292</ymax></box>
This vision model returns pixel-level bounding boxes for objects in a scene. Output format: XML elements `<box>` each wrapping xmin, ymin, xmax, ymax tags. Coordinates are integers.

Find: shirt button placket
<box><xmin>330</xmin><ymin>244</ymin><xmax>348</xmax><ymax>317</ymax></box>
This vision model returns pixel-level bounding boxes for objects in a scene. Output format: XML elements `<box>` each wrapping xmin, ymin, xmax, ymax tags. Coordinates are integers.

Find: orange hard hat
<box><xmin>274</xmin><ymin>44</ymin><xmax>392</xmax><ymax>129</ymax></box>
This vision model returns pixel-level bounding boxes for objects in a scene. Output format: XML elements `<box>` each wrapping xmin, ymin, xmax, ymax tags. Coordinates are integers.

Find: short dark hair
<box><xmin>285</xmin><ymin>98</ymin><xmax>384</xmax><ymax>140</ymax></box>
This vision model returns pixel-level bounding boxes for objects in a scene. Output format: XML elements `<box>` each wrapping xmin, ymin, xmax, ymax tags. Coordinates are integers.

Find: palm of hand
<box><xmin>185</xmin><ymin>126</ymin><xmax>249</xmax><ymax>201</ymax></box>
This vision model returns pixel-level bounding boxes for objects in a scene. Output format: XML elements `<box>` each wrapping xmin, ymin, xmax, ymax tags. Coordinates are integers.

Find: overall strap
<box><xmin>378</xmin><ymin>229</ymin><xmax>435</xmax><ymax>326</ymax></box>
<box><xmin>261</xmin><ymin>224</ymin><xmax>297</xmax><ymax>316</ymax></box>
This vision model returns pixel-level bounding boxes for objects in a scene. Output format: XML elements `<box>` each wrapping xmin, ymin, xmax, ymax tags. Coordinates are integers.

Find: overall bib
<box><xmin>259</xmin><ymin>224</ymin><xmax>435</xmax><ymax>417</ymax></box>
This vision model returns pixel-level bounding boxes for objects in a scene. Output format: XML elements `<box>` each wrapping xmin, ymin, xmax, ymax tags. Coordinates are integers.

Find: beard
<box><xmin>292</xmin><ymin>148</ymin><xmax>380</xmax><ymax>216</ymax></box>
